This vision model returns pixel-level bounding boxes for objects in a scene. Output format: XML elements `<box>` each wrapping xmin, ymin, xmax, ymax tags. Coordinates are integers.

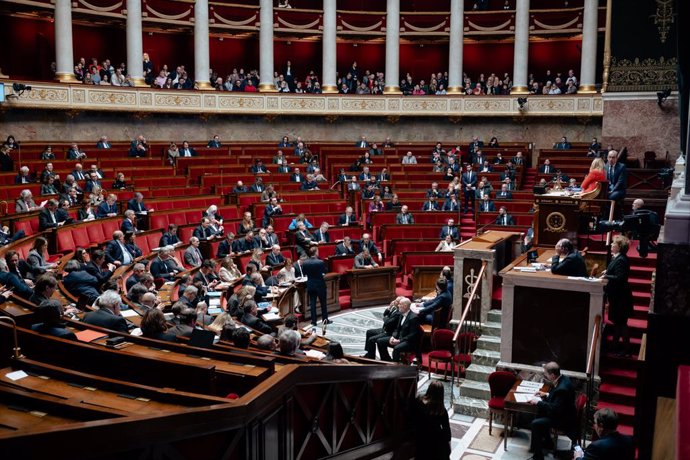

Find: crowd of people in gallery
<box><xmin>64</xmin><ymin>52</ymin><xmax>581</xmax><ymax>96</ymax></box>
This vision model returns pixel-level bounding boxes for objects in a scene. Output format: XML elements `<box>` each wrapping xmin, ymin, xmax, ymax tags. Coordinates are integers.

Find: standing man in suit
<box><xmin>495</xmin><ymin>206</ymin><xmax>515</xmax><ymax>226</ymax></box>
<box><xmin>549</xmin><ymin>238</ymin><xmax>587</xmax><ymax>277</ymax></box>
<box><xmin>528</xmin><ymin>362</ymin><xmax>576</xmax><ymax>460</ymax></box>
<box><xmin>606</xmin><ymin>150</ymin><xmax>627</xmax><ymax>201</ymax></box>
<box><xmin>302</xmin><ymin>247</ymin><xmax>332</xmax><ymax>331</ymax></box>
<box><xmin>263</xmin><ymin>197</ymin><xmax>283</xmax><ymax>228</ymax></box>
<box><xmin>462</xmin><ymin>165</ymin><xmax>477</xmax><ymax>213</ymax></box>
<box><xmin>573</xmin><ymin>408</ymin><xmax>634</xmax><ymax>459</ymax></box>
<box><xmin>468</xmin><ymin>136</ymin><xmax>483</xmax><ymax>158</ymax></box>
<box><xmin>83</xmin><ymin>290</ymin><xmax>130</xmax><ymax>334</ymax></box>
<box><xmin>376</xmin><ymin>298</ymin><xmax>420</xmax><ymax>362</ymax></box>
<box><xmin>513</xmin><ymin>151</ymin><xmax>525</xmax><ymax>166</ymax></box>
<box><xmin>412</xmin><ymin>279</ymin><xmax>452</xmax><ymax>326</ymax></box>
<box><xmin>439</xmin><ymin>219</ymin><xmax>459</xmax><ymax>240</ymax></box>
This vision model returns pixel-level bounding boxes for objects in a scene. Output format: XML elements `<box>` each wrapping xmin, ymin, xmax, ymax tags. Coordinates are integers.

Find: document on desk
<box><xmin>514</xmin><ymin>393</ymin><xmax>539</xmax><ymax>404</ymax></box>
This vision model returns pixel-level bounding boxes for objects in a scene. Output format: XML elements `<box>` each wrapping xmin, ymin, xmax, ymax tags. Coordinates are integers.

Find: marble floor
<box><xmin>305</xmin><ymin>306</ymin><xmax>571</xmax><ymax>460</ymax></box>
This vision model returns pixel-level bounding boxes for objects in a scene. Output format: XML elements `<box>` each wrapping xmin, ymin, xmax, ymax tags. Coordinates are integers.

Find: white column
<box><xmin>321</xmin><ymin>0</ymin><xmax>338</xmax><ymax>93</ymax></box>
<box><xmin>258</xmin><ymin>0</ymin><xmax>276</xmax><ymax>92</ymax></box>
<box><xmin>579</xmin><ymin>0</ymin><xmax>598</xmax><ymax>93</ymax></box>
<box><xmin>194</xmin><ymin>0</ymin><xmax>212</xmax><ymax>90</ymax></box>
<box><xmin>54</xmin><ymin>0</ymin><xmax>76</xmax><ymax>82</ymax></box>
<box><xmin>447</xmin><ymin>0</ymin><xmax>464</xmax><ymax>93</ymax></box>
<box><xmin>383</xmin><ymin>0</ymin><xmax>400</xmax><ymax>94</ymax></box>
<box><xmin>126</xmin><ymin>0</ymin><xmax>146</xmax><ymax>87</ymax></box>
<box><xmin>511</xmin><ymin>0</ymin><xmax>530</xmax><ymax>94</ymax></box>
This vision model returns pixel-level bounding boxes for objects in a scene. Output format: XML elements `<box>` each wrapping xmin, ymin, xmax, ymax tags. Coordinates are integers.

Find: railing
<box><xmin>584</xmin><ymin>313</ymin><xmax>602</xmax><ymax>446</ymax></box>
<box><xmin>451</xmin><ymin>260</ymin><xmax>487</xmax><ymax>404</ymax></box>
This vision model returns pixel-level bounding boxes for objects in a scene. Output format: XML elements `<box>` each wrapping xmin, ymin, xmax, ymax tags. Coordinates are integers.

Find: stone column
<box><xmin>578</xmin><ymin>0</ymin><xmax>598</xmax><ymax>93</ymax></box>
<box><xmin>447</xmin><ymin>0</ymin><xmax>464</xmax><ymax>94</ymax></box>
<box><xmin>321</xmin><ymin>0</ymin><xmax>338</xmax><ymax>93</ymax></box>
<box><xmin>126</xmin><ymin>0</ymin><xmax>146</xmax><ymax>87</ymax></box>
<box><xmin>511</xmin><ymin>0</ymin><xmax>530</xmax><ymax>94</ymax></box>
<box><xmin>194</xmin><ymin>0</ymin><xmax>212</xmax><ymax>90</ymax></box>
<box><xmin>383</xmin><ymin>0</ymin><xmax>400</xmax><ymax>94</ymax></box>
<box><xmin>258</xmin><ymin>0</ymin><xmax>277</xmax><ymax>92</ymax></box>
<box><xmin>54</xmin><ymin>0</ymin><xmax>77</xmax><ymax>82</ymax></box>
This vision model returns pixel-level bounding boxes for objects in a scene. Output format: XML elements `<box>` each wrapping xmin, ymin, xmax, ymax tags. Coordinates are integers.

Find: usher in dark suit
<box><xmin>530</xmin><ymin>374</ymin><xmax>576</xmax><ymax>455</ymax></box>
<box><xmin>376</xmin><ymin>310</ymin><xmax>421</xmax><ymax>362</ymax></box>
<box><xmin>550</xmin><ymin>252</ymin><xmax>587</xmax><ymax>277</ymax></box>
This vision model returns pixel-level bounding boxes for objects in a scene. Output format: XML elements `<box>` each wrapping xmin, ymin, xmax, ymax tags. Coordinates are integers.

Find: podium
<box><xmin>348</xmin><ymin>266</ymin><xmax>397</xmax><ymax>308</ymax></box>
<box><xmin>499</xmin><ymin>250</ymin><xmax>605</xmax><ymax>374</ymax></box>
<box><xmin>296</xmin><ymin>273</ymin><xmax>341</xmax><ymax>322</ymax></box>
<box><xmin>534</xmin><ymin>194</ymin><xmax>580</xmax><ymax>247</ymax></box>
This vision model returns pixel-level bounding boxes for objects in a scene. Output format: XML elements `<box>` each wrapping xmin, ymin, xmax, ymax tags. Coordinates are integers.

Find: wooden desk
<box><xmin>503</xmin><ymin>379</ymin><xmax>549</xmax><ymax>450</ymax></box>
<box><xmin>348</xmin><ymin>266</ymin><xmax>397</xmax><ymax>308</ymax></box>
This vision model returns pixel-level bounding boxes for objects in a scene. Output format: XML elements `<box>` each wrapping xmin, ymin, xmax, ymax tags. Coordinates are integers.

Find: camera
<box><xmin>596</xmin><ymin>210</ymin><xmax>660</xmax><ymax>257</ymax></box>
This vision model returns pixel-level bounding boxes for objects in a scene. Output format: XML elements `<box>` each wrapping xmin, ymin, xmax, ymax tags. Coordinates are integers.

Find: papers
<box><xmin>5</xmin><ymin>370</ymin><xmax>28</xmax><ymax>381</ymax></box>
<box><xmin>305</xmin><ymin>349</ymin><xmax>326</xmax><ymax>359</ymax></box>
<box><xmin>39</xmin><ymin>200</ymin><xmax>48</xmax><ymax>208</ymax></box>
<box><xmin>514</xmin><ymin>393</ymin><xmax>539</xmax><ymax>404</ymax></box>
<box><xmin>208</xmin><ymin>307</ymin><xmax>223</xmax><ymax>315</ymax></box>
<box><xmin>513</xmin><ymin>267</ymin><xmax>537</xmax><ymax>272</ymax></box>
<box><xmin>567</xmin><ymin>276</ymin><xmax>601</xmax><ymax>282</ymax></box>
<box><xmin>262</xmin><ymin>312</ymin><xmax>281</xmax><ymax>321</ymax></box>
<box><xmin>517</xmin><ymin>380</ymin><xmax>541</xmax><ymax>389</ymax></box>
<box><xmin>120</xmin><ymin>309</ymin><xmax>139</xmax><ymax>318</ymax></box>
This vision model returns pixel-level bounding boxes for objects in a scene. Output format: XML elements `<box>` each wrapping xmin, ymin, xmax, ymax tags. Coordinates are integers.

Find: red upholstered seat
<box><xmin>86</xmin><ymin>224</ymin><xmax>105</xmax><ymax>243</ymax></box>
<box><xmin>428</xmin><ymin>350</ymin><xmax>452</xmax><ymax>360</ymax></box>
<box><xmin>101</xmin><ymin>220</ymin><xmax>120</xmax><ymax>238</ymax></box>
<box><xmin>56</xmin><ymin>230</ymin><xmax>76</xmax><ymax>253</ymax></box>
<box><xmin>428</xmin><ymin>329</ymin><xmax>455</xmax><ymax>380</ymax></box>
<box><xmin>488</xmin><ymin>371</ymin><xmax>518</xmax><ymax>437</ymax></box>
<box><xmin>13</xmin><ymin>220</ymin><xmax>34</xmax><ymax>237</ymax></box>
<box><xmin>168</xmin><ymin>213</ymin><xmax>187</xmax><ymax>226</ymax></box>
<box><xmin>488</xmin><ymin>396</ymin><xmax>506</xmax><ymax>410</ymax></box>
<box><xmin>71</xmin><ymin>227</ymin><xmax>90</xmax><ymax>249</ymax></box>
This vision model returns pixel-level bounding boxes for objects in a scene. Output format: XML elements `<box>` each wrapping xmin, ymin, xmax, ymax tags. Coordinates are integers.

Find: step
<box><xmin>459</xmin><ymin>380</ymin><xmax>491</xmax><ymax>400</ymax></box>
<box><xmin>487</xmin><ymin>309</ymin><xmax>502</xmax><ymax>323</ymax></box>
<box><xmin>596</xmin><ymin>401</ymin><xmax>635</xmax><ymax>426</ymax></box>
<box><xmin>599</xmin><ymin>383</ymin><xmax>637</xmax><ymax>406</ymax></box>
<box><xmin>465</xmin><ymin>363</ymin><xmax>497</xmax><ymax>382</ymax></box>
<box><xmin>477</xmin><ymin>335</ymin><xmax>501</xmax><ymax>352</ymax></box>
<box><xmin>600</xmin><ymin>352</ymin><xmax>641</xmax><ymax>371</ymax></box>
<box><xmin>600</xmin><ymin>367</ymin><xmax>638</xmax><ymax>387</ymax></box>
<box><xmin>453</xmin><ymin>395</ymin><xmax>489</xmax><ymax>418</ymax></box>
<box><xmin>472</xmin><ymin>348</ymin><xmax>501</xmax><ymax>367</ymax></box>
<box><xmin>483</xmin><ymin>321</ymin><xmax>502</xmax><ymax>337</ymax></box>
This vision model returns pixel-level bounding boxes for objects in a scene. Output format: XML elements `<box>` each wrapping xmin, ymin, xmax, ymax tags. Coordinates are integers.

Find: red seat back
<box><xmin>488</xmin><ymin>371</ymin><xmax>517</xmax><ymax>398</ymax></box>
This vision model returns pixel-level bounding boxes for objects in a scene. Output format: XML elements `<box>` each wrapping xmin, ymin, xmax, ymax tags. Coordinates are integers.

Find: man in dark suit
<box><xmin>376</xmin><ymin>298</ymin><xmax>420</xmax><ymax>362</ymax></box>
<box><xmin>67</xmin><ymin>143</ymin><xmax>87</xmax><ymax>160</ymax></box>
<box><xmin>413</xmin><ymin>279</ymin><xmax>452</xmax><ymax>326</ymax></box>
<box><xmin>479</xmin><ymin>195</ymin><xmax>496</xmax><ymax>213</ymax></box>
<box><xmin>105</xmin><ymin>231</ymin><xmax>135</xmax><ymax>266</ymax></box>
<box><xmin>606</xmin><ymin>150</ymin><xmax>627</xmax><ymax>201</ymax></box>
<box><xmin>232</xmin><ymin>180</ymin><xmax>249</xmax><ymax>193</ymax></box>
<box><xmin>149</xmin><ymin>247</ymin><xmax>184</xmax><ymax>280</ymax></box>
<box><xmin>355</xmin><ymin>135</ymin><xmax>369</xmax><ymax>148</ymax></box>
<box><xmin>127</xmin><ymin>192</ymin><xmax>150</xmax><ymax>214</ymax></box>
<box><xmin>15</xmin><ymin>166</ymin><xmax>33</xmax><ymax>184</ymax></box>
<box><xmin>495</xmin><ymin>206</ymin><xmax>515</xmax><ymax>226</ymax></box>
<box><xmin>263</xmin><ymin>198</ymin><xmax>283</xmax><ymax>228</ymax></box>
<box><xmin>301</xmin><ymin>247</ymin><xmax>332</xmax><ymax>330</ymax></box>
<box><xmin>193</xmin><ymin>218</ymin><xmax>219</xmax><ymax>241</ymax></box>
<box><xmin>214</xmin><ymin>232</ymin><xmax>235</xmax><ymax>258</ymax></box>
<box><xmin>312</xmin><ymin>222</ymin><xmax>330</xmax><ymax>243</ymax></box>
<box><xmin>496</xmin><ymin>184</ymin><xmax>513</xmax><ymax>200</ymax></box>
<box><xmin>129</xmin><ymin>135</ymin><xmax>148</xmax><ymax>157</ymax></box>
<box><xmin>338</xmin><ymin>206</ymin><xmax>358</xmax><ymax>226</ymax></box>
<box><xmin>539</xmin><ymin>159</ymin><xmax>554</xmax><ymax>175</ymax></box>
<box><xmin>31</xmin><ymin>300</ymin><xmax>77</xmax><ymax>340</ymax></box>
<box><xmin>178</xmin><ymin>140</ymin><xmax>197</xmax><ymax>158</ymax></box>
<box><xmin>96</xmin><ymin>193</ymin><xmax>118</xmax><ymax>218</ymax></box>
<box><xmin>335</xmin><ymin>236</ymin><xmax>356</xmax><ymax>256</ymax></box>
<box><xmin>443</xmin><ymin>194</ymin><xmax>461</xmax><ymax>212</ymax></box>
<box><xmin>396</xmin><ymin>205</ymin><xmax>415</xmax><ymax>224</ymax></box>
<box><xmin>121</xmin><ymin>210</ymin><xmax>138</xmax><ymax>233</ymax></box>
<box><xmin>422</xmin><ymin>197</ymin><xmax>440</xmax><ymax>212</ymax></box>
<box><xmin>554</xmin><ymin>136</ymin><xmax>572</xmax><ymax>150</ymax></box>
<box><xmin>468</xmin><ymin>136</ymin><xmax>483</xmax><ymax>157</ymax></box>
<box><xmin>266</xmin><ymin>245</ymin><xmax>286</xmax><ymax>267</ymax></box>
<box><xmin>251</xmin><ymin>160</ymin><xmax>269</xmax><ymax>174</ymax></box>
<box><xmin>83</xmin><ymin>289</ymin><xmax>129</xmax><ymax>334</ymax></box>
<box><xmin>362</xmin><ymin>297</ymin><xmax>402</xmax><ymax>359</ymax></box>
<box><xmin>549</xmin><ymin>238</ymin><xmax>587</xmax><ymax>277</ymax></box>
<box><xmin>574</xmin><ymin>408</ymin><xmax>634</xmax><ymax>460</ymax></box>
<box><xmin>96</xmin><ymin>136</ymin><xmax>111</xmax><ymax>149</ymax></box>
<box><xmin>84</xmin><ymin>172</ymin><xmax>102</xmax><ymax>193</ymax></box>
<box><xmin>62</xmin><ymin>260</ymin><xmax>101</xmax><ymax>304</ymax></box>
<box><xmin>72</xmin><ymin>164</ymin><xmax>87</xmax><ymax>181</ymax></box>
<box><xmin>85</xmin><ymin>249</ymin><xmax>114</xmax><ymax>287</ymax></box>
<box><xmin>439</xmin><ymin>219</ymin><xmax>459</xmax><ymax>240</ymax></box>
<box><xmin>207</xmin><ymin>135</ymin><xmax>222</xmax><ymax>148</ymax></box>
<box><xmin>354</xmin><ymin>249</ymin><xmax>378</xmax><ymax>269</ymax></box>
<box><xmin>528</xmin><ymin>362</ymin><xmax>576</xmax><ymax>459</ymax></box>
<box><xmin>38</xmin><ymin>200</ymin><xmax>67</xmax><ymax>231</ymax></box>
<box><xmin>250</xmin><ymin>177</ymin><xmax>266</xmax><ymax>193</ymax></box>
<box><xmin>294</xmin><ymin>223</ymin><xmax>313</xmax><ymax>258</ymax></box>
<box><xmin>358</xmin><ymin>233</ymin><xmax>382</xmax><ymax>264</ymax></box>
<box><xmin>236</xmin><ymin>231</ymin><xmax>258</xmax><ymax>253</ymax></box>
<box><xmin>512</xmin><ymin>152</ymin><xmax>525</xmax><ymax>166</ymax></box>
<box><xmin>462</xmin><ymin>165</ymin><xmax>477</xmax><ymax>213</ymax></box>
<box><xmin>0</xmin><ymin>258</ymin><xmax>33</xmax><ymax>300</ymax></box>
<box><xmin>290</xmin><ymin>168</ymin><xmax>305</xmax><ymax>183</ymax></box>
<box><xmin>241</xmin><ymin>301</ymin><xmax>273</xmax><ymax>334</ymax></box>
<box><xmin>159</xmin><ymin>224</ymin><xmax>180</xmax><ymax>247</ymax></box>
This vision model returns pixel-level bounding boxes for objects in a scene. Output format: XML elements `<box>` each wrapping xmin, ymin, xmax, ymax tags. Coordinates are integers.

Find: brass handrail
<box><xmin>452</xmin><ymin>260</ymin><xmax>488</xmax><ymax>343</ymax></box>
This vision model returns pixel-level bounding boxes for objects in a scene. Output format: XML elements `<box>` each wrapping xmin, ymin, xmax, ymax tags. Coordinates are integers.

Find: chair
<box><xmin>488</xmin><ymin>371</ymin><xmax>518</xmax><ymax>436</ymax></box>
<box><xmin>551</xmin><ymin>392</ymin><xmax>588</xmax><ymax>450</ymax></box>
<box><xmin>421</xmin><ymin>307</ymin><xmax>444</xmax><ymax>343</ymax></box>
<box><xmin>453</xmin><ymin>332</ymin><xmax>478</xmax><ymax>377</ymax></box>
<box><xmin>427</xmin><ymin>329</ymin><xmax>455</xmax><ymax>380</ymax></box>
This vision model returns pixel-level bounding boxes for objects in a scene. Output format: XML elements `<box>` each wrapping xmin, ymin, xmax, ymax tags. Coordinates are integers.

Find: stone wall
<box><xmin>602</xmin><ymin>93</ymin><xmax>681</xmax><ymax>161</ymax></box>
<box><xmin>0</xmin><ymin>109</ymin><xmax>602</xmax><ymax>156</ymax></box>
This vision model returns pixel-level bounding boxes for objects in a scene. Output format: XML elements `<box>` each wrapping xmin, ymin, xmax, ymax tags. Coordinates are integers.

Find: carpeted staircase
<box><xmin>596</xmin><ymin>248</ymin><xmax>655</xmax><ymax>436</ymax></box>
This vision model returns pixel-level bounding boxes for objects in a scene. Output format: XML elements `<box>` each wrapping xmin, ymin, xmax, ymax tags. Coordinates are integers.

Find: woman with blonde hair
<box><xmin>207</xmin><ymin>311</ymin><xmax>236</xmax><ymax>335</ymax></box>
<box><xmin>580</xmin><ymin>157</ymin><xmax>607</xmax><ymax>193</ymax></box>
<box><xmin>218</xmin><ymin>256</ymin><xmax>242</xmax><ymax>282</ymax></box>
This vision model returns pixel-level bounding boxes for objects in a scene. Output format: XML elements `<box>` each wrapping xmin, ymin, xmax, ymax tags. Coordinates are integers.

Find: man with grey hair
<box><xmin>150</xmin><ymin>246</ymin><xmax>184</xmax><ymax>280</ymax></box>
<box><xmin>105</xmin><ymin>230</ymin><xmax>134</xmax><ymax>266</ymax></box>
<box><xmin>184</xmin><ymin>236</ymin><xmax>203</xmax><ymax>267</ymax></box>
<box><xmin>83</xmin><ymin>290</ymin><xmax>129</xmax><ymax>333</ymax></box>
<box><xmin>15</xmin><ymin>166</ymin><xmax>32</xmax><ymax>184</ymax></box>
<box><xmin>126</xmin><ymin>263</ymin><xmax>146</xmax><ymax>291</ymax></box>
<box><xmin>376</xmin><ymin>297</ymin><xmax>420</xmax><ymax>362</ymax></box>
<box><xmin>121</xmin><ymin>209</ymin><xmax>138</xmax><ymax>233</ymax></box>
<box><xmin>16</xmin><ymin>189</ymin><xmax>39</xmax><ymax>213</ymax></box>
<box><xmin>278</xmin><ymin>330</ymin><xmax>302</xmax><ymax>357</ymax></box>
<box><xmin>38</xmin><ymin>199</ymin><xmax>66</xmax><ymax>231</ymax></box>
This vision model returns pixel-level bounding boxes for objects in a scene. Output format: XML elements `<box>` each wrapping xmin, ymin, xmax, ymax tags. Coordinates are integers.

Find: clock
<box><xmin>545</xmin><ymin>211</ymin><xmax>566</xmax><ymax>232</ymax></box>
